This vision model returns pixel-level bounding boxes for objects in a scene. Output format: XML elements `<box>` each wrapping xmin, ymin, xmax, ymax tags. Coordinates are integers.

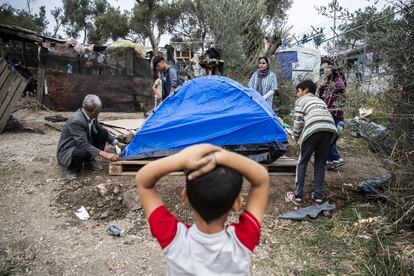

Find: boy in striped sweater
<box><xmin>286</xmin><ymin>80</ymin><xmax>338</xmax><ymax>205</ymax></box>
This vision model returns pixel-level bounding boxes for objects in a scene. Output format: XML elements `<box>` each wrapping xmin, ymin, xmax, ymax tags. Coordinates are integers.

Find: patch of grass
<box><xmin>0</xmin><ymin>259</ymin><xmax>25</xmax><ymax>275</ymax></box>
<box><xmin>300</xmin><ymin>268</ymin><xmax>329</xmax><ymax>276</ymax></box>
<box><xmin>273</xmin><ymin>203</ymin><xmax>409</xmax><ymax>274</ymax></box>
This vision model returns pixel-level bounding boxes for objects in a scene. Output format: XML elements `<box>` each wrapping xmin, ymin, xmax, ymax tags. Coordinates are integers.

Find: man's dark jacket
<box><xmin>57</xmin><ymin>109</ymin><xmax>115</xmax><ymax>168</ymax></box>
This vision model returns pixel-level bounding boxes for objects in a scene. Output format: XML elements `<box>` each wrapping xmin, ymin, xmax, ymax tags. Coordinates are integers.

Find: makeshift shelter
<box><xmin>0</xmin><ymin>24</ymin><xmax>154</xmax><ymax>112</ymax></box>
<box><xmin>122</xmin><ymin>76</ymin><xmax>288</xmax><ymax>163</ymax></box>
<box><xmin>276</xmin><ymin>46</ymin><xmax>321</xmax><ymax>83</ymax></box>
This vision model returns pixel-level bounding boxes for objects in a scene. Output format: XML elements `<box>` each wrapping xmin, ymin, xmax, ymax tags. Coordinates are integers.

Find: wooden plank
<box><xmin>103</xmin><ymin>125</ymin><xmax>124</xmax><ymax>137</ymax></box>
<box><xmin>0</xmin><ymin>68</ymin><xmax>13</xmax><ymax>100</ymax></box>
<box><xmin>0</xmin><ymin>60</ymin><xmax>7</xmax><ymax>77</ymax></box>
<box><xmin>0</xmin><ymin>73</ymin><xmax>23</xmax><ymax>116</ymax></box>
<box><xmin>0</xmin><ymin>70</ymin><xmax>19</xmax><ymax>105</ymax></box>
<box><xmin>112</xmin><ymin>126</ymin><xmax>132</xmax><ymax>136</ymax></box>
<box><xmin>36</xmin><ymin>67</ymin><xmax>46</xmax><ymax>104</ymax></box>
<box><xmin>109</xmin><ymin>157</ymin><xmax>297</xmax><ymax>176</ymax></box>
<box><xmin>101</xmin><ymin>119</ymin><xmax>144</xmax><ymax>130</ymax></box>
<box><xmin>0</xmin><ymin>77</ymin><xmax>27</xmax><ymax>133</ymax></box>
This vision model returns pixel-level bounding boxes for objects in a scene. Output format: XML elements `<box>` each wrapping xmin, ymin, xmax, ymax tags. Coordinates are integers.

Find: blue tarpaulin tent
<box><xmin>122</xmin><ymin>76</ymin><xmax>288</xmax><ymax>163</ymax></box>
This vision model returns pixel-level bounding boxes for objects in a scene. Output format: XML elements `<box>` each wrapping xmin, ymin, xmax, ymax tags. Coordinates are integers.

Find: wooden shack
<box><xmin>0</xmin><ymin>24</ymin><xmax>153</xmax><ymax>112</ymax></box>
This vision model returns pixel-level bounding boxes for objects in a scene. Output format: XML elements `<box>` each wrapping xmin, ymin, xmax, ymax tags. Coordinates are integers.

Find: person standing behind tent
<box><xmin>152</xmin><ymin>70</ymin><xmax>162</xmax><ymax>108</ymax></box>
<box><xmin>319</xmin><ymin>60</ymin><xmax>346</xmax><ymax>170</ymax></box>
<box><xmin>153</xmin><ymin>56</ymin><xmax>181</xmax><ymax>101</ymax></box>
<box><xmin>248</xmin><ymin>56</ymin><xmax>278</xmax><ymax>107</ymax></box>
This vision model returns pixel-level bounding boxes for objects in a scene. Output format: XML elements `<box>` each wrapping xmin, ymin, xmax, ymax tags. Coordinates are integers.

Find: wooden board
<box><xmin>0</xmin><ymin>59</ymin><xmax>28</xmax><ymax>133</ymax></box>
<box><xmin>109</xmin><ymin>156</ymin><xmax>297</xmax><ymax>176</ymax></box>
<box><xmin>101</xmin><ymin>119</ymin><xmax>144</xmax><ymax>130</ymax></box>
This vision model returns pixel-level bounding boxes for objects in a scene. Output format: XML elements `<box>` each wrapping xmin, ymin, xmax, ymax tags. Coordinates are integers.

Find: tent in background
<box><xmin>276</xmin><ymin>46</ymin><xmax>321</xmax><ymax>83</ymax></box>
<box><xmin>122</xmin><ymin>76</ymin><xmax>288</xmax><ymax>163</ymax></box>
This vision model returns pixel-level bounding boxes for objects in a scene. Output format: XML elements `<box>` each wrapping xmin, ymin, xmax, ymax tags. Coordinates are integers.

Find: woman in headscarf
<box><xmin>319</xmin><ymin>60</ymin><xmax>346</xmax><ymax>170</ymax></box>
<box><xmin>248</xmin><ymin>56</ymin><xmax>278</xmax><ymax>107</ymax></box>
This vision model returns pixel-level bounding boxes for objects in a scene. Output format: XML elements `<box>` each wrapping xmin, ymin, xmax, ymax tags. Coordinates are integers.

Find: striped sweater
<box><xmin>292</xmin><ymin>93</ymin><xmax>337</xmax><ymax>145</ymax></box>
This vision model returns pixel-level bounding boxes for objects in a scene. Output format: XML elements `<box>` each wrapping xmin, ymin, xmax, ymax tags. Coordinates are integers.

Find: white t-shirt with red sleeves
<box><xmin>148</xmin><ymin>206</ymin><xmax>261</xmax><ymax>276</ymax></box>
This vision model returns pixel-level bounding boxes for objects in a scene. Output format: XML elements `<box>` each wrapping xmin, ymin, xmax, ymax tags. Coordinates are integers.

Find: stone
<box><xmin>113</xmin><ymin>186</ymin><xmax>120</xmax><ymax>194</ymax></box>
<box><xmin>122</xmin><ymin>189</ymin><xmax>141</xmax><ymax>211</ymax></box>
<box><xmin>100</xmin><ymin>211</ymin><xmax>109</xmax><ymax>219</ymax></box>
<box><xmin>96</xmin><ymin>184</ymin><xmax>108</xmax><ymax>197</ymax></box>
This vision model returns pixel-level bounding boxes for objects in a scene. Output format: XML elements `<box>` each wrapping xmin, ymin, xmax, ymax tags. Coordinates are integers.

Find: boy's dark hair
<box><xmin>296</xmin><ymin>79</ymin><xmax>317</xmax><ymax>95</ymax></box>
<box><xmin>186</xmin><ymin>165</ymin><xmax>242</xmax><ymax>224</ymax></box>
<box><xmin>152</xmin><ymin>55</ymin><xmax>164</xmax><ymax>68</ymax></box>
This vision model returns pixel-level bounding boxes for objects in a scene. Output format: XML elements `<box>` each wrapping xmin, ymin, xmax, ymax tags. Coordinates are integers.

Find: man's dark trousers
<box><xmin>68</xmin><ymin>127</ymin><xmax>109</xmax><ymax>172</ymax></box>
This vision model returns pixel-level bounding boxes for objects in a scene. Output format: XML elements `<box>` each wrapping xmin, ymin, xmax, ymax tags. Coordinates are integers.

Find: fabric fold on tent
<box><xmin>122</xmin><ymin>76</ymin><xmax>288</xmax><ymax>163</ymax></box>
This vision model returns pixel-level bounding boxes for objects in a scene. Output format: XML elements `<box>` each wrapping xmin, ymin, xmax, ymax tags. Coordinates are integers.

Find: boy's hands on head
<box><xmin>187</xmin><ymin>151</ymin><xmax>219</xmax><ymax>180</ymax></box>
<box><xmin>177</xmin><ymin>144</ymin><xmax>221</xmax><ymax>173</ymax></box>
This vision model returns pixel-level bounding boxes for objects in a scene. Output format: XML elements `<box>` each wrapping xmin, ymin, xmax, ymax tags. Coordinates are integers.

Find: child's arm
<box><xmin>292</xmin><ymin>99</ymin><xmax>304</xmax><ymax>141</ymax></box>
<box><xmin>188</xmin><ymin>150</ymin><xmax>269</xmax><ymax>224</ymax></box>
<box><xmin>136</xmin><ymin>144</ymin><xmax>221</xmax><ymax>217</ymax></box>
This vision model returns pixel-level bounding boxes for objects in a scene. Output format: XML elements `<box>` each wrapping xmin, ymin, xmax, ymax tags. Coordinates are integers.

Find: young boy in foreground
<box><xmin>286</xmin><ymin>80</ymin><xmax>338</xmax><ymax>205</ymax></box>
<box><xmin>136</xmin><ymin>144</ymin><xmax>269</xmax><ymax>276</ymax></box>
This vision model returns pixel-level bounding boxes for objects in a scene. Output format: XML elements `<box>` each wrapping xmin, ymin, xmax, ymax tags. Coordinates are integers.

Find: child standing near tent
<box><xmin>286</xmin><ymin>80</ymin><xmax>337</xmax><ymax>205</ymax></box>
<box><xmin>136</xmin><ymin>144</ymin><xmax>269</xmax><ymax>275</ymax></box>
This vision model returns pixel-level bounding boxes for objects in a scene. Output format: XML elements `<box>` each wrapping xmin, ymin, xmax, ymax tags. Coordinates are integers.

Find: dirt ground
<box><xmin>0</xmin><ymin>104</ymin><xmax>390</xmax><ymax>275</ymax></box>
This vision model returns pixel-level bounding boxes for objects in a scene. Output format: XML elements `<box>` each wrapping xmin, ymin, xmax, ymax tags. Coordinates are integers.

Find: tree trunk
<box><xmin>83</xmin><ymin>28</ymin><xmax>87</xmax><ymax>44</ymax></box>
<box><xmin>148</xmin><ymin>33</ymin><xmax>158</xmax><ymax>55</ymax></box>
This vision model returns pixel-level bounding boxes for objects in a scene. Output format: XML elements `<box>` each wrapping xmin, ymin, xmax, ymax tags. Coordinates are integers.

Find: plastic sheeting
<box><xmin>279</xmin><ymin>202</ymin><xmax>336</xmax><ymax>221</ymax></box>
<box><xmin>122</xmin><ymin>76</ymin><xmax>288</xmax><ymax>162</ymax></box>
<box><xmin>276</xmin><ymin>47</ymin><xmax>321</xmax><ymax>83</ymax></box>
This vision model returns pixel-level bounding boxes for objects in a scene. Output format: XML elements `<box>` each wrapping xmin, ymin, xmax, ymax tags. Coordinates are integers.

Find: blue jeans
<box><xmin>328</xmin><ymin>117</ymin><xmax>342</xmax><ymax>161</ymax></box>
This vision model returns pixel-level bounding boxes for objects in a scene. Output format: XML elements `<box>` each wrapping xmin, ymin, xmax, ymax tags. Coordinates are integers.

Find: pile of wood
<box><xmin>101</xmin><ymin>118</ymin><xmax>144</xmax><ymax>143</ymax></box>
<box><xmin>0</xmin><ymin>59</ymin><xmax>28</xmax><ymax>133</ymax></box>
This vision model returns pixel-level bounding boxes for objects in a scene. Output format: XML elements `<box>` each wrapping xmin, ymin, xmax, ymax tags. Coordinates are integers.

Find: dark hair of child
<box><xmin>296</xmin><ymin>80</ymin><xmax>317</xmax><ymax>95</ymax></box>
<box><xmin>186</xmin><ymin>165</ymin><xmax>243</xmax><ymax>224</ymax></box>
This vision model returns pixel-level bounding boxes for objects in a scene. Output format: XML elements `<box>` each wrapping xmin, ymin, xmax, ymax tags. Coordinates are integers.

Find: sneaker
<box><xmin>66</xmin><ymin>169</ymin><xmax>79</xmax><ymax>180</ymax></box>
<box><xmin>84</xmin><ymin>159</ymin><xmax>103</xmax><ymax>171</ymax></box>
<box><xmin>285</xmin><ymin>191</ymin><xmax>302</xmax><ymax>205</ymax></box>
<box><xmin>311</xmin><ymin>192</ymin><xmax>324</xmax><ymax>204</ymax></box>
<box><xmin>327</xmin><ymin>158</ymin><xmax>344</xmax><ymax>171</ymax></box>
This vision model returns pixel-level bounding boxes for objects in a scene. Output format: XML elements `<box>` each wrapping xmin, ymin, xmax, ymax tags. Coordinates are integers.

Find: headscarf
<box><xmin>255</xmin><ymin>57</ymin><xmax>270</xmax><ymax>95</ymax></box>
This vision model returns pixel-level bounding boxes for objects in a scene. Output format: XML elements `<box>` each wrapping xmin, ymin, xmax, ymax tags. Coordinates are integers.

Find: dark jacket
<box><xmin>56</xmin><ymin>109</ymin><xmax>115</xmax><ymax>167</ymax></box>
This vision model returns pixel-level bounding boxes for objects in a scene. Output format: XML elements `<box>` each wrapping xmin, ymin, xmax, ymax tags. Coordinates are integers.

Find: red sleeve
<box><xmin>233</xmin><ymin>211</ymin><xmax>261</xmax><ymax>252</ymax></box>
<box><xmin>148</xmin><ymin>206</ymin><xmax>179</xmax><ymax>249</ymax></box>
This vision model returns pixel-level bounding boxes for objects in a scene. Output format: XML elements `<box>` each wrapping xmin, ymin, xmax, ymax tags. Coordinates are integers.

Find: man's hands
<box><xmin>99</xmin><ymin>151</ymin><xmax>119</xmax><ymax>162</ymax></box>
<box><xmin>176</xmin><ymin>144</ymin><xmax>221</xmax><ymax>178</ymax></box>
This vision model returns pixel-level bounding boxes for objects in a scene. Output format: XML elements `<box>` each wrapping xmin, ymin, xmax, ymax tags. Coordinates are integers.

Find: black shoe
<box><xmin>66</xmin><ymin>169</ymin><xmax>79</xmax><ymax>180</ymax></box>
<box><xmin>84</xmin><ymin>160</ymin><xmax>103</xmax><ymax>171</ymax></box>
<box><xmin>327</xmin><ymin>159</ymin><xmax>344</xmax><ymax>171</ymax></box>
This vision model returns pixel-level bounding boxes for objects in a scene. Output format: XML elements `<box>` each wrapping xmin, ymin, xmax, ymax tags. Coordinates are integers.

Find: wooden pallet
<box><xmin>109</xmin><ymin>156</ymin><xmax>297</xmax><ymax>176</ymax></box>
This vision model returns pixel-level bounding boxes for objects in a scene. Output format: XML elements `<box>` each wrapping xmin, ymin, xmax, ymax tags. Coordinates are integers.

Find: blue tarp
<box><xmin>276</xmin><ymin>51</ymin><xmax>298</xmax><ymax>81</ymax></box>
<box><xmin>122</xmin><ymin>76</ymin><xmax>288</xmax><ymax>162</ymax></box>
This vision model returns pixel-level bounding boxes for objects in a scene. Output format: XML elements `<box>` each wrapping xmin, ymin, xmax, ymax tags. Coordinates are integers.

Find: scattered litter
<box><xmin>345</xmin><ymin>116</ymin><xmax>393</xmax><ymax>154</ymax></box>
<box><xmin>357</xmin><ymin>174</ymin><xmax>392</xmax><ymax>199</ymax></box>
<box><xmin>74</xmin><ymin>206</ymin><xmax>90</xmax><ymax>220</ymax></box>
<box><xmin>359</xmin><ymin>108</ymin><xmax>373</xmax><ymax>118</ymax></box>
<box><xmin>279</xmin><ymin>201</ymin><xmax>336</xmax><ymax>221</ymax></box>
<box><xmin>107</xmin><ymin>225</ymin><xmax>126</xmax><ymax>237</ymax></box>
<box><xmin>357</xmin><ymin>234</ymin><xmax>372</xmax><ymax>240</ymax></box>
<box><xmin>353</xmin><ymin>216</ymin><xmax>384</xmax><ymax>227</ymax></box>
<box><xmin>346</xmin><ymin>116</ymin><xmax>386</xmax><ymax>140</ymax></box>
<box><xmin>343</xmin><ymin>182</ymin><xmax>355</xmax><ymax>189</ymax></box>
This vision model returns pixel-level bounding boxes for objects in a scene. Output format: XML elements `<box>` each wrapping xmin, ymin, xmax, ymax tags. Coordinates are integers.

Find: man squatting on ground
<box><xmin>136</xmin><ymin>144</ymin><xmax>269</xmax><ymax>275</ymax></box>
<box><xmin>57</xmin><ymin>94</ymin><xmax>125</xmax><ymax>180</ymax></box>
<box><xmin>286</xmin><ymin>80</ymin><xmax>338</xmax><ymax>205</ymax></box>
